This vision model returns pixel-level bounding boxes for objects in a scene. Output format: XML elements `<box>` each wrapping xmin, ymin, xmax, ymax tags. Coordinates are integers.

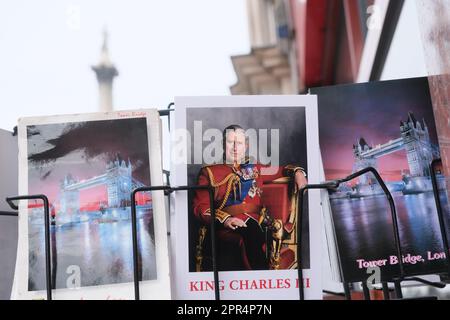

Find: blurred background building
<box><xmin>230</xmin><ymin>0</ymin><xmax>296</xmax><ymax>94</ymax></box>
<box><xmin>231</xmin><ymin>0</ymin><xmax>433</xmax><ymax>94</ymax></box>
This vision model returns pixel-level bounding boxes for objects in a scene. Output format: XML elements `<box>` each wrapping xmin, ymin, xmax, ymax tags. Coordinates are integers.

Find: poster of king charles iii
<box><xmin>171</xmin><ymin>96</ymin><xmax>322</xmax><ymax>300</ymax></box>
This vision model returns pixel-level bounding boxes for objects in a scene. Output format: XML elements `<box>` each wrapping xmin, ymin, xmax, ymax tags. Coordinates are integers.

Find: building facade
<box><xmin>231</xmin><ymin>0</ymin><xmax>408</xmax><ymax>93</ymax></box>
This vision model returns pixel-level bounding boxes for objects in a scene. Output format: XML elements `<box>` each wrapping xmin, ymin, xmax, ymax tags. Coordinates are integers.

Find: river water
<box><xmin>27</xmin><ymin>207</ymin><xmax>156</xmax><ymax>291</ymax></box>
<box><xmin>331</xmin><ymin>192</ymin><xmax>450</xmax><ymax>282</ymax></box>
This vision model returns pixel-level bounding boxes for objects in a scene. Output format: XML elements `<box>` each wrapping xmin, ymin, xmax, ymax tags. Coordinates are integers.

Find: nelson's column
<box><xmin>92</xmin><ymin>30</ymin><xmax>118</xmax><ymax>112</ymax></box>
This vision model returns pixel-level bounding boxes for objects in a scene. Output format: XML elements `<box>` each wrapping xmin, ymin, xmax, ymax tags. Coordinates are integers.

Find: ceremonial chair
<box><xmin>195</xmin><ymin>176</ymin><xmax>299</xmax><ymax>271</ymax></box>
<box><xmin>261</xmin><ymin>176</ymin><xmax>299</xmax><ymax>270</ymax></box>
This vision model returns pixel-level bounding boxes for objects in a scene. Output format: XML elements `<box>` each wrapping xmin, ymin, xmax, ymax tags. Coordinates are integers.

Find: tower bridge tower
<box><xmin>106</xmin><ymin>155</ymin><xmax>132</xmax><ymax>208</ymax></box>
<box><xmin>400</xmin><ymin>112</ymin><xmax>434</xmax><ymax>177</ymax></box>
<box><xmin>353</xmin><ymin>138</ymin><xmax>377</xmax><ymax>185</ymax></box>
<box><xmin>60</xmin><ymin>174</ymin><xmax>80</xmax><ymax>220</ymax></box>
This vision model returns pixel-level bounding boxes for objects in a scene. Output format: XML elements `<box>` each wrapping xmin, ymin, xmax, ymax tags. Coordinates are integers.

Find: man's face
<box><xmin>225</xmin><ymin>129</ymin><xmax>247</xmax><ymax>164</ymax></box>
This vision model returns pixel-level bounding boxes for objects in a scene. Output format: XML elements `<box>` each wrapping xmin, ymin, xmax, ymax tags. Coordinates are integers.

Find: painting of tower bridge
<box><xmin>56</xmin><ymin>155</ymin><xmax>150</xmax><ymax>224</ymax></box>
<box><xmin>332</xmin><ymin>112</ymin><xmax>444</xmax><ymax>199</ymax></box>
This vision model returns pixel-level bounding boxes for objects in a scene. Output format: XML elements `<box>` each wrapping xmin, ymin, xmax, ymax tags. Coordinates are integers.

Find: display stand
<box><xmin>298</xmin><ymin>166</ymin><xmax>448</xmax><ymax>300</ymax></box>
<box><xmin>5</xmin><ymin>167</ymin><xmax>446</xmax><ymax>301</ymax></box>
<box><xmin>2</xmin><ymin>106</ymin><xmax>448</xmax><ymax>301</ymax></box>
<box><xmin>5</xmin><ymin>195</ymin><xmax>52</xmax><ymax>300</ymax></box>
<box><xmin>297</xmin><ymin>167</ymin><xmax>404</xmax><ymax>300</ymax></box>
<box><xmin>130</xmin><ymin>185</ymin><xmax>219</xmax><ymax>301</ymax></box>
<box><xmin>0</xmin><ymin>212</ymin><xmax>18</xmax><ymax>217</ymax></box>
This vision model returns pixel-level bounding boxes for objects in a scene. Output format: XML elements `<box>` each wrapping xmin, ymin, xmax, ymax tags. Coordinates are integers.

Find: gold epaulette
<box><xmin>203</xmin><ymin>165</ymin><xmax>241</xmax><ymax>214</ymax></box>
<box><xmin>204</xmin><ymin>166</ymin><xmax>235</xmax><ymax>188</ymax></box>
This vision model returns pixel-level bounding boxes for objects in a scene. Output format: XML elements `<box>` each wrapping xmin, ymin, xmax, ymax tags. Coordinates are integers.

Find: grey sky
<box><xmin>0</xmin><ymin>0</ymin><xmax>250</xmax><ymax>131</ymax></box>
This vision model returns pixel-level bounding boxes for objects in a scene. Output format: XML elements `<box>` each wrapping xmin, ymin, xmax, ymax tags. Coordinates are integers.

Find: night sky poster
<box><xmin>312</xmin><ymin>78</ymin><xmax>450</xmax><ymax>283</ymax></box>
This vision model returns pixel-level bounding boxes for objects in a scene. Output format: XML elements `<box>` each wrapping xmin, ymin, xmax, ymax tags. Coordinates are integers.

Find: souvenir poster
<box><xmin>312</xmin><ymin>78</ymin><xmax>450</xmax><ymax>283</ymax></box>
<box><xmin>171</xmin><ymin>96</ymin><xmax>322</xmax><ymax>300</ymax></box>
<box><xmin>13</xmin><ymin>109</ymin><xmax>170</xmax><ymax>299</ymax></box>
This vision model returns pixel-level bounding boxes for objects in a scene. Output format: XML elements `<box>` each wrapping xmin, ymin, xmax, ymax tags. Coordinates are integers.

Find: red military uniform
<box><xmin>193</xmin><ymin>161</ymin><xmax>305</xmax><ymax>271</ymax></box>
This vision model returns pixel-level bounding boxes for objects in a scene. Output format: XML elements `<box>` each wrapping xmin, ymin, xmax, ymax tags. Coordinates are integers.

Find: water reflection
<box><xmin>331</xmin><ymin>192</ymin><xmax>450</xmax><ymax>282</ymax></box>
<box><xmin>28</xmin><ymin>207</ymin><xmax>156</xmax><ymax>291</ymax></box>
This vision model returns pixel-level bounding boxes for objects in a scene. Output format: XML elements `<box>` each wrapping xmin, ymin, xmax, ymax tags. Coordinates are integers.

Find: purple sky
<box><xmin>312</xmin><ymin>77</ymin><xmax>438</xmax><ymax>181</ymax></box>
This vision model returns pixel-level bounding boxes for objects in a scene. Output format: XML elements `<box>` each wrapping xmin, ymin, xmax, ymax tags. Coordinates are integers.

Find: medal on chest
<box><xmin>237</xmin><ymin>166</ymin><xmax>260</xmax><ymax>180</ymax></box>
<box><xmin>248</xmin><ymin>180</ymin><xmax>262</xmax><ymax>199</ymax></box>
<box><xmin>233</xmin><ymin>165</ymin><xmax>262</xmax><ymax>200</ymax></box>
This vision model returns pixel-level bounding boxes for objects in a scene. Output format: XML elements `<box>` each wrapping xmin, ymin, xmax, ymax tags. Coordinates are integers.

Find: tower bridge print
<box><xmin>333</xmin><ymin>112</ymin><xmax>444</xmax><ymax>199</ymax></box>
<box><xmin>57</xmin><ymin>155</ymin><xmax>150</xmax><ymax>224</ymax></box>
<box><xmin>26</xmin><ymin>117</ymin><xmax>157</xmax><ymax>290</ymax></box>
<box><xmin>316</xmin><ymin>78</ymin><xmax>450</xmax><ymax>282</ymax></box>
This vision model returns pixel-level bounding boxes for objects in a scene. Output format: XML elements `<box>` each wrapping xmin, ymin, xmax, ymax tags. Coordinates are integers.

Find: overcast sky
<box><xmin>0</xmin><ymin>0</ymin><xmax>250</xmax><ymax>131</ymax></box>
